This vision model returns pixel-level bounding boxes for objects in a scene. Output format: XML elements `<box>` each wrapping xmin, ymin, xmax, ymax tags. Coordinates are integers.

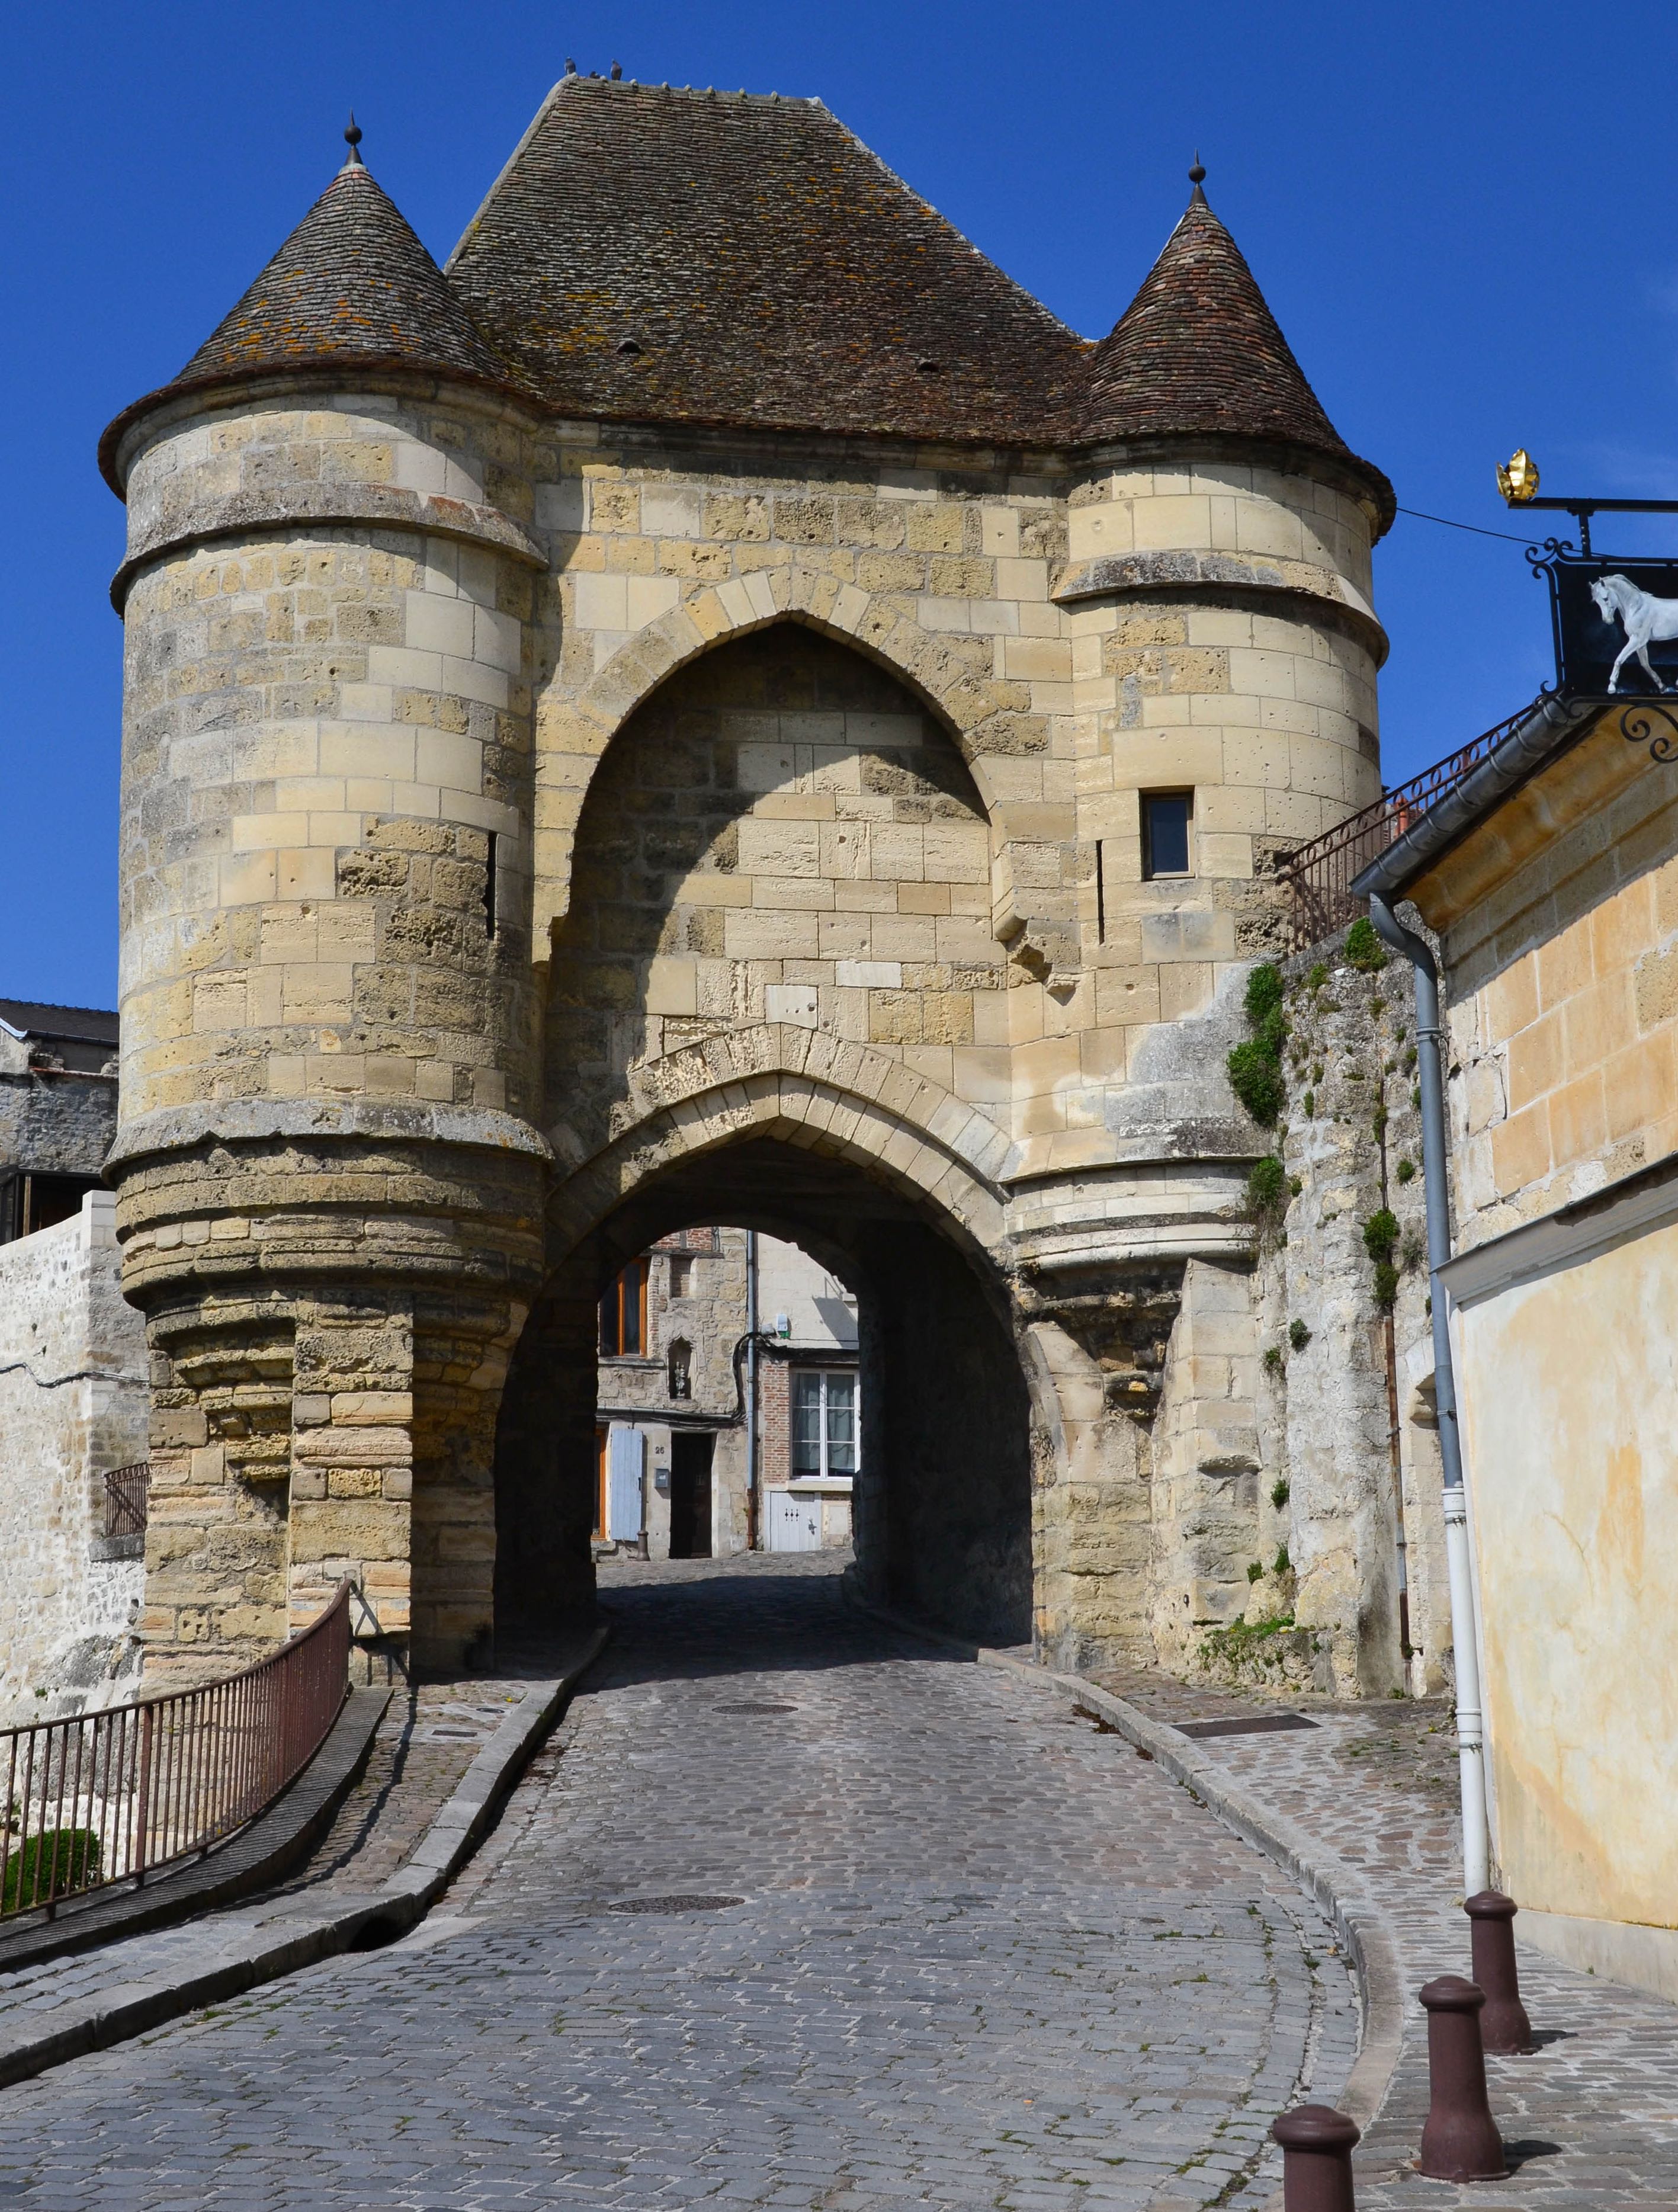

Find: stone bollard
<box><xmin>1464</xmin><ymin>1890</ymin><xmax>1535</xmax><ymax>2053</ymax></box>
<box><xmin>1271</xmin><ymin>2104</ymin><xmax>1360</xmax><ymax>2212</ymax></box>
<box><xmin>1417</xmin><ymin>1976</ymin><xmax>1506</xmax><ymax>2180</ymax></box>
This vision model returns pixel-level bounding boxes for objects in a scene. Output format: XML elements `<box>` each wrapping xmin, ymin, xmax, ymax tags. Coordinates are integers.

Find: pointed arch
<box><xmin>544</xmin><ymin>1022</ymin><xmax>1012</xmax><ymax>1262</ymax></box>
<box><xmin>533</xmin><ymin>567</ymin><xmax>1042</xmax><ymax>935</ymax></box>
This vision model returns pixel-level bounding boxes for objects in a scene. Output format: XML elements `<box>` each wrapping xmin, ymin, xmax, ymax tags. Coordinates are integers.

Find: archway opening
<box><xmin>493</xmin><ymin>1135</ymin><xmax>1032</xmax><ymax>1648</ymax></box>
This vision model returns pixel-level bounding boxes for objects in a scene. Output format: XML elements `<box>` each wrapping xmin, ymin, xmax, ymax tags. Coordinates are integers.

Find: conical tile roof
<box><xmin>1084</xmin><ymin>182</ymin><xmax>1385</xmax><ymax>507</ymax></box>
<box><xmin>175</xmin><ymin>151</ymin><xmax>512</xmax><ymax>388</ymax></box>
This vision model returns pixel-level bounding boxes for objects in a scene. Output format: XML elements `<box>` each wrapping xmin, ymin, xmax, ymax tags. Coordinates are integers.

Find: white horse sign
<box><xmin>1541</xmin><ymin>551</ymin><xmax>1678</xmax><ymax>695</ymax></box>
<box><xmin>1591</xmin><ymin>574</ymin><xmax>1678</xmax><ymax>692</ymax></box>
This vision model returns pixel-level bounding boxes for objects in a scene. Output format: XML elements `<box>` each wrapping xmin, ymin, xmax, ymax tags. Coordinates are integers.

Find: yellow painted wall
<box><xmin>1457</xmin><ymin>1215</ymin><xmax>1678</xmax><ymax>1925</ymax></box>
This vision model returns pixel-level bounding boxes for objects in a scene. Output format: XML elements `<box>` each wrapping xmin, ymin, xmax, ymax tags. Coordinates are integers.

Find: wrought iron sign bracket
<box><xmin>1615</xmin><ymin>698</ymin><xmax>1678</xmax><ymax>764</ymax></box>
<box><xmin>1508</xmin><ymin>498</ymin><xmax>1678</xmax><ymax>559</ymax></box>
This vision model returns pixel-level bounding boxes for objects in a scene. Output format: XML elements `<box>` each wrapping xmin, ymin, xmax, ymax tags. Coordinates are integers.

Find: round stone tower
<box><xmin>1019</xmin><ymin>165</ymin><xmax>1396</xmax><ymax>1671</ymax></box>
<box><xmin>100</xmin><ymin>130</ymin><xmax>551</xmax><ymax>1672</ymax></box>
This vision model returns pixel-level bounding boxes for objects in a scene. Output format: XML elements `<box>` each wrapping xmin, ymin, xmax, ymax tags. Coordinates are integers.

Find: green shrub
<box><xmin>1373</xmin><ymin>1261</ymin><xmax>1400</xmax><ymax>1308</ymax></box>
<box><xmin>1288</xmin><ymin>1319</ymin><xmax>1311</xmax><ymax>1352</ymax></box>
<box><xmin>1228</xmin><ymin>1040</ymin><xmax>1285</xmax><ymax>1125</ymax></box>
<box><xmin>1247</xmin><ymin>1154</ymin><xmax>1286</xmax><ymax>1220</ymax></box>
<box><xmin>1362</xmin><ymin>1208</ymin><xmax>1399</xmax><ymax>1264</ymax></box>
<box><xmin>1396</xmin><ymin>1158</ymin><xmax>1416</xmax><ymax>1184</ymax></box>
<box><xmin>1247</xmin><ymin>1560</ymin><xmax>1264</xmax><ymax>1583</ymax></box>
<box><xmin>1301</xmin><ymin>1089</ymin><xmax>1315</xmax><ymax>1118</ymax></box>
<box><xmin>1273</xmin><ymin>1544</ymin><xmax>1291</xmax><ymax>1576</ymax></box>
<box><xmin>1270</xmin><ymin>1477</ymin><xmax>1291</xmax><ymax>1508</ymax></box>
<box><xmin>1263</xmin><ymin>1345</ymin><xmax>1285</xmax><ymax>1376</ymax></box>
<box><xmin>1228</xmin><ymin>965</ymin><xmax>1287</xmax><ymax>1126</ymax></box>
<box><xmin>1244</xmin><ymin>963</ymin><xmax>1284</xmax><ymax>1025</ymax></box>
<box><xmin>1306</xmin><ymin>962</ymin><xmax>1329</xmax><ymax>992</ymax></box>
<box><xmin>1345</xmin><ymin>916</ymin><xmax>1388</xmax><ymax>972</ymax></box>
<box><xmin>2</xmin><ymin>1826</ymin><xmax>100</xmax><ymax>1912</ymax></box>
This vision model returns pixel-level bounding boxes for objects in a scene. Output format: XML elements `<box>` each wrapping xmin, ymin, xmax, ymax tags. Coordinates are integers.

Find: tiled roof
<box><xmin>108</xmin><ymin>88</ymin><xmax>1390</xmax><ymax>518</ymax></box>
<box><xmin>444</xmin><ymin>77</ymin><xmax>1090</xmax><ymax>445</ymax></box>
<box><xmin>174</xmin><ymin>153</ymin><xmax>514</xmax><ymax>391</ymax></box>
<box><xmin>1085</xmin><ymin>185</ymin><xmax>1388</xmax><ymax>511</ymax></box>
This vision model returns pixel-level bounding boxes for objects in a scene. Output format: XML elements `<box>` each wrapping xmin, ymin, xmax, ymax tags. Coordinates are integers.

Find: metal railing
<box><xmin>1</xmin><ymin>1581</ymin><xmax>351</xmax><ymax>1921</ymax></box>
<box><xmin>102</xmin><ymin>1463</ymin><xmax>150</xmax><ymax>1541</ymax></box>
<box><xmin>1278</xmin><ymin>700</ymin><xmax>1542</xmax><ymax>952</ymax></box>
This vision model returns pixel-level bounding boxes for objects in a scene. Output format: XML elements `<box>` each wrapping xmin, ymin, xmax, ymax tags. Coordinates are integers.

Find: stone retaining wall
<box><xmin>0</xmin><ymin>1194</ymin><xmax>149</xmax><ymax>1719</ymax></box>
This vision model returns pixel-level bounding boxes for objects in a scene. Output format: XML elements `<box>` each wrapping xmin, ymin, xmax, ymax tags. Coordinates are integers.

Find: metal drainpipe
<box><xmin>1368</xmin><ymin>893</ymin><xmax>1491</xmax><ymax>1894</ymax></box>
<box><xmin>746</xmin><ymin>1230</ymin><xmax>760</xmax><ymax>1552</ymax></box>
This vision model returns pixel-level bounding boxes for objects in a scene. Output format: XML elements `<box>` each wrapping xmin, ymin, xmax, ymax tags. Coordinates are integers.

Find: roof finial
<box><xmin>1188</xmin><ymin>150</ymin><xmax>1207</xmax><ymax>206</ymax></box>
<box><xmin>343</xmin><ymin>112</ymin><xmax>364</xmax><ymax>168</ymax></box>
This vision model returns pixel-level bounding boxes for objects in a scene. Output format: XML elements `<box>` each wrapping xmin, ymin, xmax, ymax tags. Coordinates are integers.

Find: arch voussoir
<box><xmin>561</xmin><ymin>568</ymin><xmax>1009</xmax><ymax>819</ymax></box>
<box><xmin>544</xmin><ymin>1025</ymin><xmax>1009</xmax><ymax>1263</ymax></box>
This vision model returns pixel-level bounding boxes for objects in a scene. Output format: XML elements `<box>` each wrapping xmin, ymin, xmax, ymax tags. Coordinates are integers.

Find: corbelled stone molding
<box><xmin>1053</xmin><ymin>547</ymin><xmax>1388</xmax><ymax>665</ymax></box>
<box><xmin>105</xmin><ymin>1097</ymin><xmax>554</xmax><ymax>1172</ymax></box>
<box><xmin>110</xmin><ymin>483</ymin><xmax>545</xmax><ymax>610</ymax></box>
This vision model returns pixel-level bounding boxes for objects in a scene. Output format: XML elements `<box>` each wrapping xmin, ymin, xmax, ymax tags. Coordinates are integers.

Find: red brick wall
<box><xmin>758</xmin><ymin>1356</ymin><xmax>791</xmax><ymax>1487</ymax></box>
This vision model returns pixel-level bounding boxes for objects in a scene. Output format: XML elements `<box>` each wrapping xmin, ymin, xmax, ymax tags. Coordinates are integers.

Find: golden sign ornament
<box><xmin>1496</xmin><ymin>448</ymin><xmax>1540</xmax><ymax>504</ymax></box>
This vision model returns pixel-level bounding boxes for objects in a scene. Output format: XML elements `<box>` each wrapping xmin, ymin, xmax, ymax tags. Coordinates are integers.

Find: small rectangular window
<box><xmin>668</xmin><ymin>1253</ymin><xmax>693</xmax><ymax>1299</ymax></box>
<box><xmin>1095</xmin><ymin>839</ymin><xmax>1107</xmax><ymax>944</ymax></box>
<box><xmin>484</xmin><ymin>832</ymin><xmax>499</xmax><ymax>939</ymax></box>
<box><xmin>1141</xmin><ymin>791</ymin><xmax>1193</xmax><ymax>879</ymax></box>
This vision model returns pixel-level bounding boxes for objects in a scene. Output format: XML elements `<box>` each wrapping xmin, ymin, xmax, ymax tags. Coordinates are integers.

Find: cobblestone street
<box><xmin>0</xmin><ymin>1556</ymin><xmax>1355</xmax><ymax>2210</ymax></box>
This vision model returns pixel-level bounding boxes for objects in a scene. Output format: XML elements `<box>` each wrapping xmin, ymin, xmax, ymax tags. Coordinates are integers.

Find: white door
<box><xmin>607</xmin><ymin>1425</ymin><xmax>644</xmax><ymax>1541</ymax></box>
<box><xmin>767</xmin><ymin>1489</ymin><xmax>820</xmax><ymax>1552</ymax></box>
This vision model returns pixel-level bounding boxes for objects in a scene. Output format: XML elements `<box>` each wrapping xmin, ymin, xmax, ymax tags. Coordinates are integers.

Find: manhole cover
<box><xmin>716</xmin><ymin>1702</ymin><xmax>798</xmax><ymax>1714</ymax></box>
<box><xmin>607</xmin><ymin>1894</ymin><xmax>745</xmax><ymax>1915</ymax></box>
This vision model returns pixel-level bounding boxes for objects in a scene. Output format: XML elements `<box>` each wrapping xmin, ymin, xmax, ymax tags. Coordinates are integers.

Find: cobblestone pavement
<box><xmin>0</xmin><ymin>1674</ymin><xmax>549</xmax><ymax>2038</ymax></box>
<box><xmin>0</xmin><ymin>1555</ymin><xmax>1357</xmax><ymax>2211</ymax></box>
<box><xmin>1093</xmin><ymin>1662</ymin><xmax>1678</xmax><ymax>2208</ymax></box>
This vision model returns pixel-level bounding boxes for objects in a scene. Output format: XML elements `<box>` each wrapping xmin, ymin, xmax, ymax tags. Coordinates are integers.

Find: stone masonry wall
<box><xmin>1419</xmin><ymin>714</ymin><xmax>1678</xmax><ymax>1249</ymax></box>
<box><xmin>0</xmin><ymin>1195</ymin><xmax>149</xmax><ymax>1720</ymax></box>
<box><xmin>0</xmin><ymin>1054</ymin><xmax>118</xmax><ymax>1185</ymax></box>
<box><xmin>1240</xmin><ymin>931</ymin><xmax>1449</xmax><ymax>1697</ymax></box>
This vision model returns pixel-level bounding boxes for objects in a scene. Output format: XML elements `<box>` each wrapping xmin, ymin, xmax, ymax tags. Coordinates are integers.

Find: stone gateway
<box><xmin>101</xmin><ymin>77</ymin><xmax>1401</xmax><ymax>1683</ymax></box>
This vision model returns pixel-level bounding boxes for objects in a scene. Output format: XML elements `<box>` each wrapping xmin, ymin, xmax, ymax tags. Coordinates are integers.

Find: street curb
<box><xmin>851</xmin><ymin>1595</ymin><xmax>1407</xmax><ymax>2142</ymax></box>
<box><xmin>0</xmin><ymin>1621</ymin><xmax>609</xmax><ymax>2091</ymax></box>
<box><xmin>0</xmin><ymin>1686</ymin><xmax>392</xmax><ymax>1977</ymax></box>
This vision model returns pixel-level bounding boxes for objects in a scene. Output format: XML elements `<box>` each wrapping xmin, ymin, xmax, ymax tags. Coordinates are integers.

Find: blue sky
<box><xmin>7</xmin><ymin>0</ymin><xmax>1678</xmax><ymax>1008</ymax></box>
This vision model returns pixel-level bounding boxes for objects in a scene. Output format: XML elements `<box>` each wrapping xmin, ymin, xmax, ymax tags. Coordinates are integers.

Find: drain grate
<box><xmin>1173</xmin><ymin>1713</ymin><xmax>1320</xmax><ymax>1739</ymax></box>
<box><xmin>716</xmin><ymin>1701</ymin><xmax>798</xmax><ymax>1714</ymax></box>
<box><xmin>607</xmin><ymin>1894</ymin><xmax>745</xmax><ymax>1914</ymax></box>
